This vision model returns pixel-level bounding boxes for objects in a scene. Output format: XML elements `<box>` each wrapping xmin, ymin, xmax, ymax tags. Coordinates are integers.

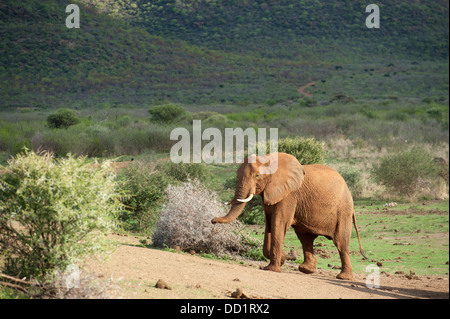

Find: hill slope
<box><xmin>81</xmin><ymin>0</ymin><xmax>449</xmax><ymax>59</ymax></box>
<box><xmin>0</xmin><ymin>0</ymin><xmax>448</xmax><ymax>108</ymax></box>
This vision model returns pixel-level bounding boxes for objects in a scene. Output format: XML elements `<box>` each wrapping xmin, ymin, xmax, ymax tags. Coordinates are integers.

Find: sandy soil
<box><xmin>83</xmin><ymin>235</ymin><xmax>449</xmax><ymax>299</ymax></box>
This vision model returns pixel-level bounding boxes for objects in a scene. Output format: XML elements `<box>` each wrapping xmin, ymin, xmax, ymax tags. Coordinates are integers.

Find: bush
<box><xmin>116</xmin><ymin>161</ymin><xmax>170</xmax><ymax>231</ymax></box>
<box><xmin>0</xmin><ymin>150</ymin><xmax>120</xmax><ymax>281</ymax></box>
<box><xmin>338</xmin><ymin>166</ymin><xmax>364</xmax><ymax>199</ymax></box>
<box><xmin>156</xmin><ymin>161</ymin><xmax>210</xmax><ymax>183</ymax></box>
<box><xmin>46</xmin><ymin>108</ymin><xmax>80</xmax><ymax>129</ymax></box>
<box><xmin>152</xmin><ymin>180</ymin><xmax>250</xmax><ymax>256</ymax></box>
<box><xmin>117</xmin><ymin>160</ymin><xmax>211</xmax><ymax>232</ymax></box>
<box><xmin>257</xmin><ymin>136</ymin><xmax>326</xmax><ymax>164</ymax></box>
<box><xmin>148</xmin><ymin>103</ymin><xmax>186</xmax><ymax>124</ymax></box>
<box><xmin>371</xmin><ymin>146</ymin><xmax>441</xmax><ymax>200</ymax></box>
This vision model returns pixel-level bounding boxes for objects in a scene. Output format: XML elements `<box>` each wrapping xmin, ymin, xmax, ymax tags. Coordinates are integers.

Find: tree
<box><xmin>148</xmin><ymin>103</ymin><xmax>186</xmax><ymax>124</ymax></box>
<box><xmin>46</xmin><ymin>108</ymin><xmax>80</xmax><ymax>129</ymax></box>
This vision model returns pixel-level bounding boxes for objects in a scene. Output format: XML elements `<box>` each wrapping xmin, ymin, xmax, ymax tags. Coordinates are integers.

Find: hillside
<box><xmin>81</xmin><ymin>0</ymin><xmax>449</xmax><ymax>59</ymax></box>
<box><xmin>1</xmin><ymin>0</ymin><xmax>296</xmax><ymax>107</ymax></box>
<box><xmin>0</xmin><ymin>0</ymin><xmax>448</xmax><ymax>108</ymax></box>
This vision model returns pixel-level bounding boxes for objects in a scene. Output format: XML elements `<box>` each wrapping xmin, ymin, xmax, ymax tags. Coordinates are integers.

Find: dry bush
<box><xmin>152</xmin><ymin>180</ymin><xmax>250</xmax><ymax>256</ymax></box>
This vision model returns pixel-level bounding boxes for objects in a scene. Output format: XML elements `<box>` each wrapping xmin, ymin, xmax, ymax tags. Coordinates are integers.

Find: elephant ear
<box><xmin>260</xmin><ymin>153</ymin><xmax>305</xmax><ymax>206</ymax></box>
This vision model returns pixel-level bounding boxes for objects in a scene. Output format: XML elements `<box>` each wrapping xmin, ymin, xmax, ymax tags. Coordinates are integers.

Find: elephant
<box><xmin>211</xmin><ymin>152</ymin><xmax>367</xmax><ymax>280</ymax></box>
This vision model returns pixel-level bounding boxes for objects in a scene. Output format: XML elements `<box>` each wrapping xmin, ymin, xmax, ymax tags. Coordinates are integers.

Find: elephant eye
<box><xmin>255</xmin><ymin>173</ymin><xmax>261</xmax><ymax>178</ymax></box>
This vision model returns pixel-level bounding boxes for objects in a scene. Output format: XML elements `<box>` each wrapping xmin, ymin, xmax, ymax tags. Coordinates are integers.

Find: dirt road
<box><xmin>297</xmin><ymin>81</ymin><xmax>317</xmax><ymax>97</ymax></box>
<box><xmin>83</xmin><ymin>235</ymin><xmax>449</xmax><ymax>299</ymax></box>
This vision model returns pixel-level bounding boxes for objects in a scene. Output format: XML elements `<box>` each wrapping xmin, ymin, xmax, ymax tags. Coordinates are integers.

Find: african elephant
<box><xmin>211</xmin><ymin>152</ymin><xmax>367</xmax><ymax>280</ymax></box>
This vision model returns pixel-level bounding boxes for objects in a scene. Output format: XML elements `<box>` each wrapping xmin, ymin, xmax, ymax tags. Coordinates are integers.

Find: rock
<box><xmin>231</xmin><ymin>288</ymin><xmax>249</xmax><ymax>299</ymax></box>
<box><xmin>189</xmin><ymin>250</ymin><xmax>196</xmax><ymax>255</ymax></box>
<box><xmin>286</xmin><ymin>249</ymin><xmax>297</xmax><ymax>261</ymax></box>
<box><xmin>155</xmin><ymin>279</ymin><xmax>172</xmax><ymax>290</ymax></box>
<box><xmin>332</xmin><ymin>265</ymin><xmax>341</xmax><ymax>270</ymax></box>
<box><xmin>231</xmin><ymin>288</ymin><xmax>243</xmax><ymax>298</ymax></box>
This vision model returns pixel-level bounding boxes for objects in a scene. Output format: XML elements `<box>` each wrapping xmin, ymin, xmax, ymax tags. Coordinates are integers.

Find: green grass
<box><xmin>242</xmin><ymin>203</ymin><xmax>449</xmax><ymax>276</ymax></box>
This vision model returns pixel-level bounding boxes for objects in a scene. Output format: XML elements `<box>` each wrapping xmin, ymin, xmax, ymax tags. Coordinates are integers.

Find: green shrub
<box><xmin>0</xmin><ymin>150</ymin><xmax>120</xmax><ymax>280</ymax></box>
<box><xmin>371</xmin><ymin>146</ymin><xmax>441</xmax><ymax>200</ymax></box>
<box><xmin>116</xmin><ymin>161</ymin><xmax>170</xmax><ymax>231</ymax></box>
<box><xmin>156</xmin><ymin>161</ymin><xmax>210</xmax><ymax>183</ymax></box>
<box><xmin>46</xmin><ymin>108</ymin><xmax>80</xmax><ymax>129</ymax></box>
<box><xmin>257</xmin><ymin>136</ymin><xmax>326</xmax><ymax>164</ymax></box>
<box><xmin>338</xmin><ymin>166</ymin><xmax>364</xmax><ymax>199</ymax></box>
<box><xmin>148</xmin><ymin>103</ymin><xmax>186</xmax><ymax>124</ymax></box>
<box><xmin>426</xmin><ymin>107</ymin><xmax>444</xmax><ymax>123</ymax></box>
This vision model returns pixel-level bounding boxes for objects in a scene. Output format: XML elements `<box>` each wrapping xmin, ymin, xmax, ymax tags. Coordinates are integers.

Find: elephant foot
<box><xmin>261</xmin><ymin>264</ymin><xmax>282</xmax><ymax>273</ymax></box>
<box><xmin>336</xmin><ymin>271</ymin><xmax>354</xmax><ymax>281</ymax></box>
<box><xmin>298</xmin><ymin>263</ymin><xmax>316</xmax><ymax>274</ymax></box>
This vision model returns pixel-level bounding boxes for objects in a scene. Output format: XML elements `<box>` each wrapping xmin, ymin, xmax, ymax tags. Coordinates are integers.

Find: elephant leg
<box><xmin>263</xmin><ymin>223</ymin><xmax>271</xmax><ymax>260</ymax></box>
<box><xmin>296</xmin><ymin>231</ymin><xmax>318</xmax><ymax>274</ymax></box>
<box><xmin>263</xmin><ymin>229</ymin><xmax>286</xmax><ymax>268</ymax></box>
<box><xmin>262</xmin><ymin>204</ymin><xmax>293</xmax><ymax>272</ymax></box>
<box><xmin>333</xmin><ymin>219</ymin><xmax>354</xmax><ymax>280</ymax></box>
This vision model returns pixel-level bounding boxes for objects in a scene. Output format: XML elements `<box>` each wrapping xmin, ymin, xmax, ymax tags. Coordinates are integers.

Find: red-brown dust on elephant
<box><xmin>212</xmin><ymin>152</ymin><xmax>367</xmax><ymax>280</ymax></box>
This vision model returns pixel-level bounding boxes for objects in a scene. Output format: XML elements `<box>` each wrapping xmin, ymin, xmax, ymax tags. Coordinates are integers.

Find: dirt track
<box><xmin>83</xmin><ymin>235</ymin><xmax>449</xmax><ymax>299</ymax></box>
<box><xmin>297</xmin><ymin>81</ymin><xmax>317</xmax><ymax>97</ymax></box>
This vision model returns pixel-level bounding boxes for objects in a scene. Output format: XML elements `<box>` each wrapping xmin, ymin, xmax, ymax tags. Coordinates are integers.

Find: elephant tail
<box><xmin>352</xmin><ymin>213</ymin><xmax>368</xmax><ymax>260</ymax></box>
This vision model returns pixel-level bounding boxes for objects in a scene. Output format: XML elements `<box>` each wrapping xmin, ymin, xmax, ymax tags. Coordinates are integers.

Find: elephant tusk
<box><xmin>237</xmin><ymin>194</ymin><xmax>254</xmax><ymax>203</ymax></box>
<box><xmin>224</xmin><ymin>200</ymin><xmax>232</xmax><ymax>205</ymax></box>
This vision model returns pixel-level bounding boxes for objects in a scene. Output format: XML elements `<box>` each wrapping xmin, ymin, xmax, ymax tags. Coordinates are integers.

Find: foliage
<box><xmin>116</xmin><ymin>161</ymin><xmax>170</xmax><ymax>231</ymax></box>
<box><xmin>338</xmin><ymin>166</ymin><xmax>364</xmax><ymax>199</ymax></box>
<box><xmin>1</xmin><ymin>1</ymin><xmax>448</xmax><ymax>108</ymax></box>
<box><xmin>80</xmin><ymin>0</ymin><xmax>449</xmax><ymax>60</ymax></box>
<box><xmin>258</xmin><ymin>137</ymin><xmax>326</xmax><ymax>165</ymax></box>
<box><xmin>148</xmin><ymin>103</ymin><xmax>186</xmax><ymax>124</ymax></box>
<box><xmin>371</xmin><ymin>146</ymin><xmax>441</xmax><ymax>200</ymax></box>
<box><xmin>0</xmin><ymin>150</ymin><xmax>120</xmax><ymax>280</ymax></box>
<box><xmin>152</xmin><ymin>180</ymin><xmax>250</xmax><ymax>256</ymax></box>
<box><xmin>46</xmin><ymin>108</ymin><xmax>80</xmax><ymax>129</ymax></box>
<box><xmin>116</xmin><ymin>160</ymin><xmax>211</xmax><ymax>231</ymax></box>
<box><xmin>156</xmin><ymin>161</ymin><xmax>210</xmax><ymax>183</ymax></box>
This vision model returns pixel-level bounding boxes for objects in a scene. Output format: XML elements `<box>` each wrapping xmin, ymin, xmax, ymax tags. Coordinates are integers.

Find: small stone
<box><xmin>231</xmin><ymin>288</ymin><xmax>243</xmax><ymax>298</ymax></box>
<box><xmin>155</xmin><ymin>279</ymin><xmax>171</xmax><ymax>290</ymax></box>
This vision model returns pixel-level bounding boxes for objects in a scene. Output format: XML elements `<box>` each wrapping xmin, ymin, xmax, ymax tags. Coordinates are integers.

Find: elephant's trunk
<box><xmin>211</xmin><ymin>201</ymin><xmax>247</xmax><ymax>224</ymax></box>
<box><xmin>211</xmin><ymin>181</ymin><xmax>253</xmax><ymax>224</ymax></box>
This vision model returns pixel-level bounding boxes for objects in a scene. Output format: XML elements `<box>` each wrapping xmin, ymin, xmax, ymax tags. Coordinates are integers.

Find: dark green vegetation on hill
<box><xmin>0</xmin><ymin>0</ymin><xmax>448</xmax><ymax>108</ymax></box>
<box><xmin>83</xmin><ymin>0</ymin><xmax>449</xmax><ymax>59</ymax></box>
